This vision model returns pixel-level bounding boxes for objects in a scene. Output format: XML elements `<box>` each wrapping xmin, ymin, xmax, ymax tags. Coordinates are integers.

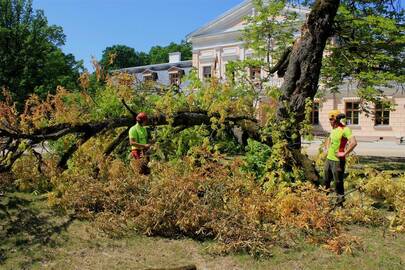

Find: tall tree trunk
<box><xmin>275</xmin><ymin>0</ymin><xmax>340</xmax><ymax>183</ymax></box>
<box><xmin>277</xmin><ymin>0</ymin><xmax>340</xmax><ymax>149</ymax></box>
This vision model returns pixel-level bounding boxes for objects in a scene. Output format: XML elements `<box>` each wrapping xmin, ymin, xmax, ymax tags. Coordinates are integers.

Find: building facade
<box><xmin>313</xmin><ymin>88</ymin><xmax>405</xmax><ymax>143</ymax></box>
<box><xmin>187</xmin><ymin>0</ymin><xmax>405</xmax><ymax>143</ymax></box>
<box><xmin>186</xmin><ymin>1</ymin><xmax>307</xmax><ymax>81</ymax></box>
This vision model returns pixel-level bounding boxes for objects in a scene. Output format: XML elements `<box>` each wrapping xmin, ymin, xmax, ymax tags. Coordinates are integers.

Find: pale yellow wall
<box><xmin>316</xmin><ymin>96</ymin><xmax>405</xmax><ymax>142</ymax></box>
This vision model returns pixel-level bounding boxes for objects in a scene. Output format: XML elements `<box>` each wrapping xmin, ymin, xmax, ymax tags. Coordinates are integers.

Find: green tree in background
<box><xmin>100</xmin><ymin>41</ymin><xmax>192</xmax><ymax>69</ymax></box>
<box><xmin>0</xmin><ymin>0</ymin><xmax>83</xmax><ymax>108</ymax></box>
<box><xmin>100</xmin><ymin>44</ymin><xmax>150</xmax><ymax>70</ymax></box>
<box><xmin>321</xmin><ymin>0</ymin><xmax>405</xmax><ymax>103</ymax></box>
<box><xmin>149</xmin><ymin>41</ymin><xmax>192</xmax><ymax>64</ymax></box>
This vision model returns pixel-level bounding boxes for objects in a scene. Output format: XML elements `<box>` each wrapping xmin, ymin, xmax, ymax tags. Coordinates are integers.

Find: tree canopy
<box><xmin>0</xmin><ymin>0</ymin><xmax>83</xmax><ymax>108</ymax></box>
<box><xmin>100</xmin><ymin>45</ymin><xmax>150</xmax><ymax>70</ymax></box>
<box><xmin>321</xmin><ymin>0</ymin><xmax>405</xmax><ymax>105</ymax></box>
<box><xmin>148</xmin><ymin>41</ymin><xmax>192</xmax><ymax>64</ymax></box>
<box><xmin>100</xmin><ymin>41</ymin><xmax>192</xmax><ymax>70</ymax></box>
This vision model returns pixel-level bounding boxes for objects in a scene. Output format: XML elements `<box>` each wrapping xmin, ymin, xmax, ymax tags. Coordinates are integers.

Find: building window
<box><xmin>375</xmin><ymin>102</ymin><xmax>390</xmax><ymax>126</ymax></box>
<box><xmin>143</xmin><ymin>71</ymin><xmax>158</xmax><ymax>82</ymax></box>
<box><xmin>250</xmin><ymin>67</ymin><xmax>261</xmax><ymax>80</ymax></box>
<box><xmin>169</xmin><ymin>72</ymin><xmax>181</xmax><ymax>86</ymax></box>
<box><xmin>345</xmin><ymin>102</ymin><xmax>360</xmax><ymax>125</ymax></box>
<box><xmin>203</xmin><ymin>66</ymin><xmax>212</xmax><ymax>79</ymax></box>
<box><xmin>311</xmin><ymin>102</ymin><xmax>319</xmax><ymax>125</ymax></box>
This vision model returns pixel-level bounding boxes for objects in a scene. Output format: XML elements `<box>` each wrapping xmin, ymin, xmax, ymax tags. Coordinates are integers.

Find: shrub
<box><xmin>242</xmin><ymin>139</ymin><xmax>271</xmax><ymax>179</ymax></box>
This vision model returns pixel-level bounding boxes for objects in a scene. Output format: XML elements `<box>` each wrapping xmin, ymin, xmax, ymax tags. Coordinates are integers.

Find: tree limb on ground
<box><xmin>0</xmin><ymin>111</ymin><xmax>259</xmax><ymax>172</ymax></box>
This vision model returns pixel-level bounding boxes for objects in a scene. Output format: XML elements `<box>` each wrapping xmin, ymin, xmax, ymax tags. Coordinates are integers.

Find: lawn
<box><xmin>1</xmin><ymin>190</ymin><xmax>404</xmax><ymax>270</ymax></box>
<box><xmin>1</xmin><ymin>156</ymin><xmax>404</xmax><ymax>270</ymax></box>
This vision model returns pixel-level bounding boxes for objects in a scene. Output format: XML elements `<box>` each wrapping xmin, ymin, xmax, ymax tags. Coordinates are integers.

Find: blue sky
<box><xmin>32</xmin><ymin>0</ymin><xmax>405</xmax><ymax>71</ymax></box>
<box><xmin>33</xmin><ymin>0</ymin><xmax>243</xmax><ymax>70</ymax></box>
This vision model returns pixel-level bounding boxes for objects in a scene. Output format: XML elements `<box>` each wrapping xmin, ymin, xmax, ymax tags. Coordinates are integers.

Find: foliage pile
<box><xmin>38</xmin><ymin>149</ymin><xmax>338</xmax><ymax>257</ymax></box>
<box><xmin>7</xmin><ymin>135</ymin><xmax>405</xmax><ymax>256</ymax></box>
<box><xmin>341</xmin><ymin>168</ymin><xmax>405</xmax><ymax>233</ymax></box>
<box><xmin>7</xmin><ymin>143</ymin><xmax>401</xmax><ymax>257</ymax></box>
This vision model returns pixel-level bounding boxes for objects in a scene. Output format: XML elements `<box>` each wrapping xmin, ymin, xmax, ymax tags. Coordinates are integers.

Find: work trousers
<box><xmin>131</xmin><ymin>149</ymin><xmax>150</xmax><ymax>175</ymax></box>
<box><xmin>324</xmin><ymin>159</ymin><xmax>346</xmax><ymax>196</ymax></box>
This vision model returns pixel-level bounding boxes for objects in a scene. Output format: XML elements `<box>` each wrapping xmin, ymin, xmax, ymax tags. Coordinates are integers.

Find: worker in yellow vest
<box><xmin>324</xmin><ymin>110</ymin><xmax>358</xmax><ymax>205</ymax></box>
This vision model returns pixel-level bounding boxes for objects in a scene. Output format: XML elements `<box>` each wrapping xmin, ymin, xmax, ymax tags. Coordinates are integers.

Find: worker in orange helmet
<box><xmin>324</xmin><ymin>110</ymin><xmax>358</xmax><ymax>206</ymax></box>
<box><xmin>129</xmin><ymin>112</ymin><xmax>151</xmax><ymax>174</ymax></box>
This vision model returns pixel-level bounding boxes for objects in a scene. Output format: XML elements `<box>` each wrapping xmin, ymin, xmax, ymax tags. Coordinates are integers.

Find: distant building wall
<box><xmin>314</xmin><ymin>96</ymin><xmax>405</xmax><ymax>142</ymax></box>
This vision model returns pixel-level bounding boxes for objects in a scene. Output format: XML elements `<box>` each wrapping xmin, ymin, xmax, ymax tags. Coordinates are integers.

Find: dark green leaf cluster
<box><xmin>149</xmin><ymin>41</ymin><xmax>192</xmax><ymax>64</ymax></box>
<box><xmin>100</xmin><ymin>41</ymin><xmax>192</xmax><ymax>70</ymax></box>
<box><xmin>100</xmin><ymin>45</ymin><xmax>150</xmax><ymax>70</ymax></box>
<box><xmin>0</xmin><ymin>0</ymin><xmax>83</xmax><ymax>109</ymax></box>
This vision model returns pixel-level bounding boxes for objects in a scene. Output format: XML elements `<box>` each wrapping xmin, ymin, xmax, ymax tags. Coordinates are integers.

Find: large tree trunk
<box><xmin>277</xmin><ymin>0</ymin><xmax>340</xmax><ymax>148</ymax></box>
<box><xmin>273</xmin><ymin>0</ymin><xmax>340</xmax><ymax>183</ymax></box>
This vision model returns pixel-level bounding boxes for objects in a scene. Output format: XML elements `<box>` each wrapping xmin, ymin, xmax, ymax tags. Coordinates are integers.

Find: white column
<box><xmin>218</xmin><ymin>48</ymin><xmax>223</xmax><ymax>78</ymax></box>
<box><xmin>240</xmin><ymin>47</ymin><xmax>245</xmax><ymax>61</ymax></box>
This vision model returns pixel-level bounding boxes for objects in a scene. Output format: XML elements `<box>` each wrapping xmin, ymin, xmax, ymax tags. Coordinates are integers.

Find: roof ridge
<box><xmin>119</xmin><ymin>60</ymin><xmax>193</xmax><ymax>72</ymax></box>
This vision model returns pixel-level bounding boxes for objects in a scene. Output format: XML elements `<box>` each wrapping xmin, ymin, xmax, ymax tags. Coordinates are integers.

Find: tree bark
<box><xmin>270</xmin><ymin>0</ymin><xmax>341</xmax><ymax>183</ymax></box>
<box><xmin>277</xmin><ymin>0</ymin><xmax>340</xmax><ymax>148</ymax></box>
<box><xmin>103</xmin><ymin>127</ymin><xmax>131</xmax><ymax>156</ymax></box>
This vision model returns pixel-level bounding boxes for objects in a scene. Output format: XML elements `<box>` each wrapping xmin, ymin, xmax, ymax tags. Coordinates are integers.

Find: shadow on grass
<box><xmin>356</xmin><ymin>156</ymin><xmax>405</xmax><ymax>173</ymax></box>
<box><xmin>0</xmin><ymin>193</ymin><xmax>73</xmax><ymax>268</ymax></box>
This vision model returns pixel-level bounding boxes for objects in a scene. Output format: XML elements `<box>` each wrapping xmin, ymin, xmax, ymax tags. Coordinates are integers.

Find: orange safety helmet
<box><xmin>136</xmin><ymin>112</ymin><xmax>148</xmax><ymax>123</ymax></box>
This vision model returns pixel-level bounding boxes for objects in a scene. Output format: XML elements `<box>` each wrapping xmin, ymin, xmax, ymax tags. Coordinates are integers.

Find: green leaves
<box><xmin>100</xmin><ymin>45</ymin><xmax>150</xmax><ymax>70</ymax></box>
<box><xmin>243</xmin><ymin>0</ymin><xmax>298</xmax><ymax>69</ymax></box>
<box><xmin>149</xmin><ymin>41</ymin><xmax>192</xmax><ymax>64</ymax></box>
<box><xmin>0</xmin><ymin>0</ymin><xmax>82</xmax><ymax>110</ymax></box>
<box><xmin>321</xmin><ymin>2</ymin><xmax>404</xmax><ymax>101</ymax></box>
<box><xmin>243</xmin><ymin>139</ymin><xmax>271</xmax><ymax>179</ymax></box>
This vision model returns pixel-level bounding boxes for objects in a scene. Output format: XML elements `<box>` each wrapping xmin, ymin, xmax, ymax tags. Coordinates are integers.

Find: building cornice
<box><xmin>186</xmin><ymin>0</ymin><xmax>252</xmax><ymax>41</ymax></box>
<box><xmin>192</xmin><ymin>41</ymin><xmax>244</xmax><ymax>52</ymax></box>
<box><xmin>191</xmin><ymin>30</ymin><xmax>242</xmax><ymax>43</ymax></box>
<box><xmin>187</xmin><ymin>0</ymin><xmax>310</xmax><ymax>42</ymax></box>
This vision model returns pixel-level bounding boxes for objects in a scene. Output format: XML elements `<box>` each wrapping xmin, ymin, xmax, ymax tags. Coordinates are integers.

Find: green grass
<box><xmin>1</xmin><ymin>192</ymin><xmax>404</xmax><ymax>270</ymax></box>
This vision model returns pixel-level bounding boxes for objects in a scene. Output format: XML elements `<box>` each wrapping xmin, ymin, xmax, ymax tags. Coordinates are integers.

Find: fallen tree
<box><xmin>0</xmin><ymin>104</ymin><xmax>261</xmax><ymax>172</ymax></box>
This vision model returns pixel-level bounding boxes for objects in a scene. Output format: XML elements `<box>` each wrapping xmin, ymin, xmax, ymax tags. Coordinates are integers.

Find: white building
<box><xmin>187</xmin><ymin>0</ymin><xmax>307</xmax><ymax>81</ymax></box>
